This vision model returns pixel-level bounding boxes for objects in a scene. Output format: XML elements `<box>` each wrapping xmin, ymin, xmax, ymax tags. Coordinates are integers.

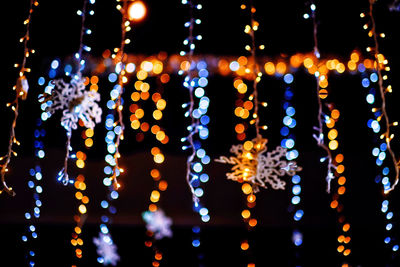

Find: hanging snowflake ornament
<box><xmin>39</xmin><ymin>74</ymin><xmax>102</xmax><ymax>131</ymax></box>
<box><xmin>215</xmin><ymin>137</ymin><xmax>302</xmax><ymax>193</ymax></box>
<box><xmin>93</xmin><ymin>232</ymin><xmax>120</xmax><ymax>266</ymax></box>
<box><xmin>38</xmin><ymin>74</ymin><xmax>102</xmax><ymax>185</ymax></box>
<box><xmin>142</xmin><ymin>209</ymin><xmax>173</xmax><ymax>240</ymax></box>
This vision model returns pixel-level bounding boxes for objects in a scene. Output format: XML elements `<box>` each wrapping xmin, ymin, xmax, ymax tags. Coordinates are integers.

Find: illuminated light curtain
<box><xmin>1</xmin><ymin>0</ymin><xmax>39</xmax><ymax>196</ymax></box>
<box><xmin>216</xmin><ymin>1</ymin><xmax>301</xmax><ymax>266</ymax></box>
<box><xmin>360</xmin><ymin>2</ymin><xmax>400</xmax><ymax>259</ymax></box>
<box><xmin>94</xmin><ymin>0</ymin><xmax>142</xmax><ymax>264</ymax></box>
<box><xmin>303</xmin><ymin>2</ymin><xmax>337</xmax><ymax>193</ymax></box>
<box><xmin>179</xmin><ymin>0</ymin><xmax>211</xmax><ymax>264</ymax></box>
<box><xmin>324</xmin><ymin>107</ymin><xmax>353</xmax><ymax>264</ymax></box>
<box><xmin>38</xmin><ymin>0</ymin><xmax>101</xmax><ymax>186</ymax></box>
<box><xmin>361</xmin><ymin>0</ymin><xmax>399</xmax><ymax>194</ymax></box>
<box><xmin>127</xmin><ymin>54</ymin><xmax>173</xmax><ymax>265</ymax></box>
<box><xmin>280</xmin><ymin>74</ymin><xmax>304</xmax><ymax>262</ymax></box>
<box><xmin>21</xmin><ymin>117</ymin><xmax>45</xmax><ymax>266</ymax></box>
<box><xmin>304</xmin><ymin>2</ymin><xmax>354</xmax><ymax>263</ymax></box>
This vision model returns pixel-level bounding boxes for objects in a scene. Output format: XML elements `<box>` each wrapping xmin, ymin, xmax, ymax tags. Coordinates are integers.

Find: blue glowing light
<box><xmin>362</xmin><ymin>78</ymin><xmax>370</xmax><ymax>88</ymax></box>
<box><xmin>284</xmin><ymin>74</ymin><xmax>294</xmax><ymax>84</ymax></box>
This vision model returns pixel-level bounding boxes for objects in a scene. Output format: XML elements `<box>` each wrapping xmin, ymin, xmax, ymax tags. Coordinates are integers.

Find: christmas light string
<box><xmin>179</xmin><ymin>1</ymin><xmax>211</xmax><ymax>264</ymax></box>
<box><xmin>132</xmin><ymin>60</ymin><xmax>173</xmax><ymax>266</ymax></box>
<box><xmin>216</xmin><ymin>1</ymin><xmax>302</xmax><ymax>266</ymax></box>
<box><xmin>1</xmin><ymin>0</ymin><xmax>39</xmax><ymax>196</ymax></box>
<box><xmin>364</xmin><ymin>0</ymin><xmax>399</xmax><ymax>194</ymax></box>
<box><xmin>21</xmin><ymin>116</ymin><xmax>46</xmax><ymax>267</ymax></box>
<box><xmin>38</xmin><ymin>0</ymin><xmax>101</xmax><ymax>186</ymax></box>
<box><xmin>94</xmin><ymin>1</ymin><xmax>141</xmax><ymax>264</ymax></box>
<box><xmin>106</xmin><ymin>0</ymin><xmax>131</xmax><ymax>190</ymax></box>
<box><xmin>324</xmin><ymin>107</ymin><xmax>353</xmax><ymax>264</ymax></box>
<box><xmin>360</xmin><ymin>2</ymin><xmax>400</xmax><ymax>258</ymax></box>
<box><xmin>362</xmin><ymin>67</ymin><xmax>400</xmax><ymax>257</ymax></box>
<box><xmin>280</xmin><ymin>74</ymin><xmax>304</xmax><ymax>261</ymax></box>
<box><xmin>304</xmin><ymin>2</ymin><xmax>337</xmax><ymax>193</ymax></box>
<box><xmin>125</xmin><ymin>54</ymin><xmax>172</xmax><ymax>265</ymax></box>
<box><xmin>180</xmin><ymin>0</ymin><xmax>211</xmax><ymax>221</ymax></box>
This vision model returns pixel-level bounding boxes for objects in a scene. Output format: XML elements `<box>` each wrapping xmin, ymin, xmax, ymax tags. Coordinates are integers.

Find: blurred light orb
<box><xmin>128</xmin><ymin>1</ymin><xmax>147</xmax><ymax>21</ymax></box>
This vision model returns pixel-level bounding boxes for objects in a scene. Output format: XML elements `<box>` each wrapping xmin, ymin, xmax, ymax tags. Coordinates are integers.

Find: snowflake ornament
<box><xmin>215</xmin><ymin>137</ymin><xmax>302</xmax><ymax>193</ymax></box>
<box><xmin>39</xmin><ymin>74</ymin><xmax>102</xmax><ymax>131</ymax></box>
<box><xmin>93</xmin><ymin>232</ymin><xmax>120</xmax><ymax>266</ymax></box>
<box><xmin>142</xmin><ymin>209</ymin><xmax>173</xmax><ymax>240</ymax></box>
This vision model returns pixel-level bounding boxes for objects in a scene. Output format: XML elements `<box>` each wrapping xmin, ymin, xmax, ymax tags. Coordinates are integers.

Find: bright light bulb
<box><xmin>127</xmin><ymin>1</ymin><xmax>147</xmax><ymax>21</ymax></box>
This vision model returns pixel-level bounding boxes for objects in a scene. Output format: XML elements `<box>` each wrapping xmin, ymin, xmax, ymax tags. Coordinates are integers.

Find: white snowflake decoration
<box><xmin>39</xmin><ymin>74</ymin><xmax>102</xmax><ymax>131</ymax></box>
<box><xmin>215</xmin><ymin>137</ymin><xmax>302</xmax><ymax>193</ymax></box>
<box><xmin>93</xmin><ymin>232</ymin><xmax>120</xmax><ymax>266</ymax></box>
<box><xmin>142</xmin><ymin>209</ymin><xmax>173</xmax><ymax>240</ymax></box>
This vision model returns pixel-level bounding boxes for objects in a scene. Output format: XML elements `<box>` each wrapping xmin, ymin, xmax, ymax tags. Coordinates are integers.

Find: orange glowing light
<box><xmin>127</xmin><ymin>1</ymin><xmax>147</xmax><ymax>21</ymax></box>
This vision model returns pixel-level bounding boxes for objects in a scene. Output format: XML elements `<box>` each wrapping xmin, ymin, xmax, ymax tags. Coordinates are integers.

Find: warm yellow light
<box><xmin>85</xmin><ymin>138</ymin><xmax>93</xmax><ymax>148</ymax></box>
<box><xmin>241</xmin><ymin>209</ymin><xmax>251</xmax><ymax>219</ymax></box>
<box><xmin>329</xmin><ymin>140</ymin><xmax>338</xmax><ymax>150</ymax></box>
<box><xmin>150</xmin><ymin>190</ymin><xmax>160</xmax><ymax>202</ymax></box>
<box><xmin>242</xmin><ymin>183</ymin><xmax>253</xmax><ymax>195</ymax></box>
<box><xmin>78</xmin><ymin>204</ymin><xmax>87</xmax><ymax>214</ymax></box>
<box><xmin>154</xmin><ymin>153</ymin><xmax>165</xmax><ymax>164</ymax></box>
<box><xmin>127</xmin><ymin>1</ymin><xmax>147</xmax><ymax>21</ymax></box>
<box><xmin>156</xmin><ymin>99</ymin><xmax>166</xmax><ymax>110</ymax></box>
<box><xmin>243</xmin><ymin>141</ymin><xmax>253</xmax><ymax>151</ymax></box>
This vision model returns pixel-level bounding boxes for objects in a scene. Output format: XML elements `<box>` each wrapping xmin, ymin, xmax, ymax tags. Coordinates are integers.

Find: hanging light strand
<box><xmin>361</xmin><ymin>3</ymin><xmax>400</xmax><ymax>255</ymax></box>
<box><xmin>324</xmin><ymin>107</ymin><xmax>353</xmax><ymax>263</ymax></box>
<box><xmin>1</xmin><ymin>0</ymin><xmax>39</xmax><ymax>196</ymax></box>
<box><xmin>366</xmin><ymin>0</ymin><xmax>399</xmax><ymax>194</ymax></box>
<box><xmin>21</xmin><ymin>117</ymin><xmax>46</xmax><ymax>267</ymax></box>
<box><xmin>280</xmin><ymin>74</ymin><xmax>304</xmax><ymax>258</ymax></box>
<box><xmin>108</xmin><ymin>0</ymin><xmax>132</xmax><ymax>189</ymax></box>
<box><xmin>307</xmin><ymin>1</ymin><xmax>336</xmax><ymax>193</ymax></box>
<box><xmin>180</xmin><ymin>0</ymin><xmax>211</xmax><ymax>222</ymax></box>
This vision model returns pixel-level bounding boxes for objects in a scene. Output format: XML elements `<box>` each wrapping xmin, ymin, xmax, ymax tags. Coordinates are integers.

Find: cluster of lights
<box><xmin>1</xmin><ymin>0</ymin><xmax>39</xmax><ymax>196</ymax></box>
<box><xmin>280</xmin><ymin>75</ymin><xmax>304</xmax><ymax>254</ymax></box>
<box><xmin>104</xmin><ymin>0</ymin><xmax>140</xmax><ymax>189</ymax></box>
<box><xmin>21</xmin><ymin>117</ymin><xmax>45</xmax><ymax>267</ymax></box>
<box><xmin>38</xmin><ymin>0</ymin><xmax>98</xmax><ymax>186</ymax></box>
<box><xmin>304</xmin><ymin>1</ymin><xmax>337</xmax><ymax>193</ymax></box>
<box><xmin>95</xmin><ymin>2</ymin><xmax>145</xmax><ymax>263</ymax></box>
<box><xmin>130</xmin><ymin>60</ymin><xmax>171</xmax><ymax>266</ymax></box>
<box><xmin>363</xmin><ymin>69</ymin><xmax>400</xmax><ymax>255</ymax></box>
<box><xmin>323</xmin><ymin>107</ymin><xmax>353</xmax><ymax>263</ymax></box>
<box><xmin>361</xmin><ymin>2</ymin><xmax>399</xmax><ymax>194</ymax></box>
<box><xmin>129</xmin><ymin>57</ymin><xmax>169</xmax><ymax>146</ymax></box>
<box><xmin>71</xmin><ymin>172</ymin><xmax>89</xmax><ymax>262</ymax></box>
<box><xmin>236</xmin><ymin>2</ymin><xmax>265</xmax><ymax>266</ymax></box>
<box><xmin>94</xmin><ymin>51</ymin><xmax>380</xmax><ymax>83</ymax></box>
<box><xmin>180</xmin><ymin>0</ymin><xmax>211</xmax><ymax>224</ymax></box>
<box><xmin>360</xmin><ymin>5</ymin><xmax>399</xmax><ymax>254</ymax></box>
<box><xmin>144</xmin><ymin>168</ymin><xmax>169</xmax><ymax>267</ymax></box>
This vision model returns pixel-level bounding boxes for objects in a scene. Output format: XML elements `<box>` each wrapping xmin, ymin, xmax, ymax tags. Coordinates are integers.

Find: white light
<box><xmin>127</xmin><ymin>1</ymin><xmax>147</xmax><ymax>21</ymax></box>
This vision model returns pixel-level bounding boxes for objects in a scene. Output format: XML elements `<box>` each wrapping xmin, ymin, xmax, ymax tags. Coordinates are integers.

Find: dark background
<box><xmin>1</xmin><ymin>0</ymin><xmax>400</xmax><ymax>266</ymax></box>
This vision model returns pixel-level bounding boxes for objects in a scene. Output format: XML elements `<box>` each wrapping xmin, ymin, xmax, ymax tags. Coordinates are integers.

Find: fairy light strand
<box><xmin>362</xmin><ymin>68</ymin><xmax>400</xmax><ymax>257</ymax></box>
<box><xmin>1</xmin><ymin>0</ymin><xmax>39</xmax><ymax>196</ymax></box>
<box><xmin>324</xmin><ymin>107</ymin><xmax>353</xmax><ymax>263</ymax></box>
<box><xmin>280</xmin><ymin>75</ymin><xmax>304</xmax><ymax>258</ymax></box>
<box><xmin>21</xmin><ymin>117</ymin><xmax>46</xmax><ymax>266</ymax></box>
<box><xmin>366</xmin><ymin>0</ymin><xmax>399</xmax><ymax>194</ymax></box>
<box><xmin>306</xmin><ymin>2</ymin><xmax>336</xmax><ymax>193</ymax></box>
<box><xmin>180</xmin><ymin>0</ymin><xmax>211</xmax><ymax>222</ymax></box>
<box><xmin>108</xmin><ymin>0</ymin><xmax>132</xmax><ymax>189</ymax></box>
<box><xmin>95</xmin><ymin>2</ymin><xmax>136</xmax><ymax>264</ymax></box>
<box><xmin>361</xmin><ymin>4</ymin><xmax>400</xmax><ymax>253</ymax></box>
<box><xmin>237</xmin><ymin>1</ymin><xmax>265</xmax><ymax>265</ymax></box>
